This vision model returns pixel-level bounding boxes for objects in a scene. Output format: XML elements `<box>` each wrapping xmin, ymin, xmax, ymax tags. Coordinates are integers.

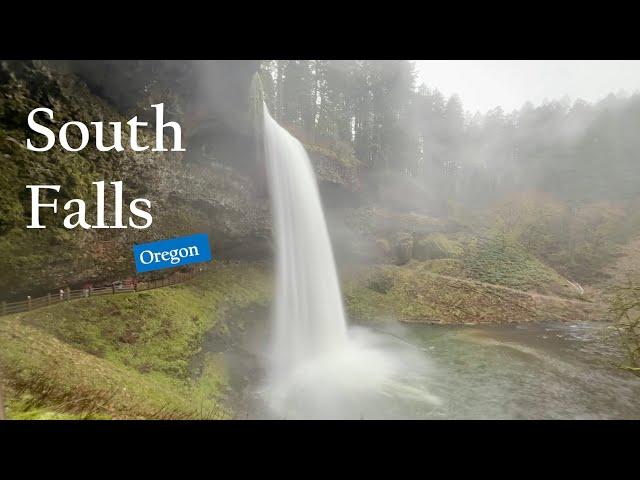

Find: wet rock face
<box><xmin>0</xmin><ymin>61</ymin><xmax>268</xmax><ymax>298</ymax></box>
<box><xmin>308</xmin><ymin>150</ymin><xmax>361</xmax><ymax>194</ymax></box>
<box><xmin>0</xmin><ymin>60</ymin><xmax>463</xmax><ymax>298</ymax></box>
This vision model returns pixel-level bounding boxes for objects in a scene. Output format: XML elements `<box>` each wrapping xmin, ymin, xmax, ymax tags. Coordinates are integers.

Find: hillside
<box><xmin>604</xmin><ymin>236</ymin><xmax>640</xmax><ymax>286</ymax></box>
<box><xmin>0</xmin><ymin>262</ymin><xmax>270</xmax><ymax>419</ymax></box>
<box><xmin>343</xmin><ymin>261</ymin><xmax>607</xmax><ymax>325</ymax></box>
<box><xmin>463</xmin><ymin>235</ymin><xmax>581</xmax><ymax>297</ymax></box>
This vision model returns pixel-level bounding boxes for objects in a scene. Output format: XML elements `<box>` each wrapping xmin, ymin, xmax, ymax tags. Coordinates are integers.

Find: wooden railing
<box><xmin>0</xmin><ymin>266</ymin><xmax>208</xmax><ymax>317</ymax></box>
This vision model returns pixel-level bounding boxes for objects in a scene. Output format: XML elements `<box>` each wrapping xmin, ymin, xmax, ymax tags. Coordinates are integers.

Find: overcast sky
<box><xmin>414</xmin><ymin>60</ymin><xmax>640</xmax><ymax>114</ymax></box>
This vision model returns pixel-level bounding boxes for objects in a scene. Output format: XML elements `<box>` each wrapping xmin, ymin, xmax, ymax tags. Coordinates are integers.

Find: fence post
<box><xmin>66</xmin><ymin>287</ymin><xmax>71</xmax><ymax>301</ymax></box>
<box><xmin>27</xmin><ymin>295</ymin><xmax>31</xmax><ymax>310</ymax></box>
<box><xmin>112</xmin><ymin>284</ymin><xmax>115</xmax><ymax>295</ymax></box>
<box><xmin>47</xmin><ymin>293</ymin><xmax>51</xmax><ymax>305</ymax></box>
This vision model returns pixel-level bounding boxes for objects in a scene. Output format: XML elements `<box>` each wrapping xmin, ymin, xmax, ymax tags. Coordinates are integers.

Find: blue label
<box><xmin>133</xmin><ymin>233</ymin><xmax>212</xmax><ymax>273</ymax></box>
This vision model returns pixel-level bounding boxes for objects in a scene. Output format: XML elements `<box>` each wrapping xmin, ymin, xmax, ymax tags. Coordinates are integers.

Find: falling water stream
<box><xmin>263</xmin><ymin>105</ymin><xmax>349</xmax><ymax>370</ymax></box>
<box><xmin>261</xmin><ymin>105</ymin><xmax>438</xmax><ymax>419</ymax></box>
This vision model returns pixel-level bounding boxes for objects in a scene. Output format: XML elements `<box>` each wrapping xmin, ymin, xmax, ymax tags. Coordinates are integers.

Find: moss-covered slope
<box><xmin>343</xmin><ymin>261</ymin><xmax>606</xmax><ymax>324</ymax></box>
<box><xmin>0</xmin><ymin>262</ymin><xmax>270</xmax><ymax>419</ymax></box>
<box><xmin>464</xmin><ymin>235</ymin><xmax>579</xmax><ymax>297</ymax></box>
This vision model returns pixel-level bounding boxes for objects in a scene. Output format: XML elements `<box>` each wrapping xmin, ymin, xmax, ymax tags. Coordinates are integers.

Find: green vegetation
<box><xmin>609</xmin><ymin>280</ymin><xmax>640</xmax><ymax>377</ymax></box>
<box><xmin>343</xmin><ymin>261</ymin><xmax>605</xmax><ymax>325</ymax></box>
<box><xmin>605</xmin><ymin>236</ymin><xmax>640</xmax><ymax>287</ymax></box>
<box><xmin>418</xmin><ymin>258</ymin><xmax>466</xmax><ymax>277</ymax></box>
<box><xmin>484</xmin><ymin>192</ymin><xmax>639</xmax><ymax>285</ymax></box>
<box><xmin>464</xmin><ymin>235</ymin><xmax>577</xmax><ymax>297</ymax></box>
<box><xmin>304</xmin><ymin>142</ymin><xmax>361</xmax><ymax>169</ymax></box>
<box><xmin>0</xmin><ymin>262</ymin><xmax>270</xmax><ymax>419</ymax></box>
<box><xmin>413</xmin><ymin>233</ymin><xmax>464</xmax><ymax>261</ymax></box>
<box><xmin>2</xmin><ymin>319</ymin><xmax>211</xmax><ymax>419</ymax></box>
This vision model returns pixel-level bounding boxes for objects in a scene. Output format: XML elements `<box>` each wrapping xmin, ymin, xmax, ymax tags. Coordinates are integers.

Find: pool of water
<box><xmin>401</xmin><ymin>322</ymin><xmax>640</xmax><ymax>419</ymax></box>
<box><xmin>222</xmin><ymin>314</ymin><xmax>640</xmax><ymax>419</ymax></box>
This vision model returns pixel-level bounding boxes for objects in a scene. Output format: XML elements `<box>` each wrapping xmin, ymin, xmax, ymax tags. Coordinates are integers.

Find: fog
<box><xmin>3</xmin><ymin>60</ymin><xmax>640</xmax><ymax>420</ymax></box>
<box><xmin>47</xmin><ymin>60</ymin><xmax>640</xmax><ymax>281</ymax></box>
<box><xmin>415</xmin><ymin>60</ymin><xmax>640</xmax><ymax>114</ymax></box>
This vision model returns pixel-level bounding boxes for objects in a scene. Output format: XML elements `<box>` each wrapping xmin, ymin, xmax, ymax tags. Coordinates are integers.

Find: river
<box><xmin>220</xmin><ymin>312</ymin><xmax>640</xmax><ymax>419</ymax></box>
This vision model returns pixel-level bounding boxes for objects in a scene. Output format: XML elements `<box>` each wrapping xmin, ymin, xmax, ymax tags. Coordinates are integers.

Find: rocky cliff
<box><xmin>0</xmin><ymin>60</ymin><xmax>365</xmax><ymax>299</ymax></box>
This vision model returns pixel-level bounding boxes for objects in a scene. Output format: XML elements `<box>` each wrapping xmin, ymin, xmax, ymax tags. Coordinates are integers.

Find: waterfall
<box><xmin>261</xmin><ymin>104</ymin><xmax>438</xmax><ymax>419</ymax></box>
<box><xmin>263</xmin><ymin>105</ymin><xmax>348</xmax><ymax>375</ymax></box>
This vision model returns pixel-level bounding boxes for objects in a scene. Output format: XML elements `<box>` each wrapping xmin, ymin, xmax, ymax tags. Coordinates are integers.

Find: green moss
<box><xmin>190</xmin><ymin>352</ymin><xmax>230</xmax><ymax>408</ymax></box>
<box><xmin>8</xmin><ymin>401</ymin><xmax>112</xmax><ymax>420</ymax></box>
<box><xmin>343</xmin><ymin>261</ymin><xmax>604</xmax><ymax>324</ymax></box>
<box><xmin>1</xmin><ymin>317</ymin><xmax>224</xmax><ymax>419</ymax></box>
<box><xmin>0</xmin><ymin>62</ymin><xmax>267</xmax><ymax>297</ymax></box>
<box><xmin>464</xmin><ymin>235</ymin><xmax>576</xmax><ymax>296</ymax></box>
<box><xmin>418</xmin><ymin>258</ymin><xmax>466</xmax><ymax>277</ymax></box>
<box><xmin>413</xmin><ymin>233</ymin><xmax>464</xmax><ymax>260</ymax></box>
<box><xmin>12</xmin><ymin>262</ymin><xmax>270</xmax><ymax>378</ymax></box>
<box><xmin>0</xmin><ymin>262</ymin><xmax>271</xmax><ymax>419</ymax></box>
<box><xmin>304</xmin><ymin>142</ymin><xmax>360</xmax><ymax>169</ymax></box>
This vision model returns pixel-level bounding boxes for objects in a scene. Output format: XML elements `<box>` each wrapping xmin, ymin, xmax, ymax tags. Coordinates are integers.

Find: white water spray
<box><xmin>261</xmin><ymin>105</ymin><xmax>439</xmax><ymax>419</ymax></box>
<box><xmin>263</xmin><ymin>107</ymin><xmax>348</xmax><ymax>373</ymax></box>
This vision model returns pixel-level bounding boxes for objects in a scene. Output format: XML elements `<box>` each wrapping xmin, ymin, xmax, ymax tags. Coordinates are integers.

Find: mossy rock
<box><xmin>366</xmin><ymin>267</ymin><xmax>395</xmax><ymax>294</ymax></box>
<box><xmin>413</xmin><ymin>233</ymin><xmax>464</xmax><ymax>261</ymax></box>
<box><xmin>0</xmin><ymin>61</ymin><xmax>269</xmax><ymax>298</ymax></box>
<box><xmin>393</xmin><ymin>232</ymin><xmax>414</xmax><ymax>265</ymax></box>
<box><xmin>374</xmin><ymin>237</ymin><xmax>391</xmax><ymax>257</ymax></box>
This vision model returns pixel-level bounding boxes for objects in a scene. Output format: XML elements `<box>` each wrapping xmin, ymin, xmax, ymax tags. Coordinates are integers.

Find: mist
<box><xmin>256</xmin><ymin>60</ymin><xmax>640</xmax><ymax>284</ymax></box>
<box><xmin>3</xmin><ymin>60</ymin><xmax>640</xmax><ymax>420</ymax></box>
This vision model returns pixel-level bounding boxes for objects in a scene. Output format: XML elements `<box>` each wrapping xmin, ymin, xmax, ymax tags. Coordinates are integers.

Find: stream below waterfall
<box><xmin>216</xmin><ymin>309</ymin><xmax>640</xmax><ymax>419</ymax></box>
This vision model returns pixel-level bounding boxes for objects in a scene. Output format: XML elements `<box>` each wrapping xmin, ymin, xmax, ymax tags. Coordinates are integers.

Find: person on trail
<box><xmin>59</xmin><ymin>288</ymin><xmax>64</xmax><ymax>301</ymax></box>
